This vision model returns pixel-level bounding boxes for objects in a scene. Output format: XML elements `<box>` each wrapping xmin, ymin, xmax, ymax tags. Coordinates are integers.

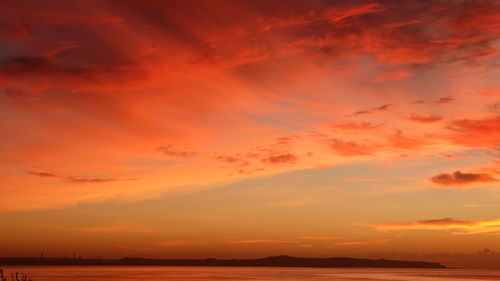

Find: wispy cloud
<box><xmin>68</xmin><ymin>225</ymin><xmax>153</xmax><ymax>233</ymax></box>
<box><xmin>265</xmin><ymin>199</ymin><xmax>313</xmax><ymax>207</ymax></box>
<box><xmin>328</xmin><ymin>138</ymin><xmax>380</xmax><ymax>156</ymax></box>
<box><xmin>435</xmin><ymin>96</ymin><xmax>455</xmax><ymax>104</ymax></box>
<box><xmin>364</xmin><ymin>218</ymin><xmax>500</xmax><ymax>235</ymax></box>
<box><xmin>157</xmin><ymin>145</ymin><xmax>197</xmax><ymax>157</ymax></box>
<box><xmin>261</xmin><ymin>153</ymin><xmax>298</xmax><ymax>164</ymax></box>
<box><xmin>351</xmin><ymin>104</ymin><xmax>395</xmax><ymax>116</ymax></box>
<box><xmin>297</xmin><ymin>235</ymin><xmax>338</xmax><ymax>240</ymax></box>
<box><xmin>335</xmin><ymin>239</ymin><xmax>388</xmax><ymax>246</ymax></box>
<box><xmin>152</xmin><ymin>240</ymin><xmax>207</xmax><ymax>247</ymax></box>
<box><xmin>225</xmin><ymin>239</ymin><xmax>293</xmax><ymax>244</ymax></box>
<box><xmin>28</xmin><ymin>171</ymin><xmax>134</xmax><ymax>184</ymax></box>
<box><xmin>342</xmin><ymin>177</ymin><xmax>382</xmax><ymax>183</ymax></box>
<box><xmin>332</xmin><ymin>122</ymin><xmax>380</xmax><ymax>131</ymax></box>
<box><xmin>408</xmin><ymin>114</ymin><xmax>443</xmax><ymax>123</ymax></box>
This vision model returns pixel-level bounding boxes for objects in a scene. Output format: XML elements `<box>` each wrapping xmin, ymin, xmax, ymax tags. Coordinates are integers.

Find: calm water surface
<box><xmin>2</xmin><ymin>266</ymin><xmax>500</xmax><ymax>281</ymax></box>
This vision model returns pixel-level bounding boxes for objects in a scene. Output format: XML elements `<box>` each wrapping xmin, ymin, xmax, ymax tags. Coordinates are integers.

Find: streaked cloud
<box><xmin>408</xmin><ymin>114</ymin><xmax>443</xmax><ymax>124</ymax></box>
<box><xmin>365</xmin><ymin>218</ymin><xmax>500</xmax><ymax>235</ymax></box>
<box><xmin>68</xmin><ymin>225</ymin><xmax>153</xmax><ymax>233</ymax></box>
<box><xmin>297</xmin><ymin>236</ymin><xmax>338</xmax><ymax>241</ymax></box>
<box><xmin>435</xmin><ymin>96</ymin><xmax>455</xmax><ymax>104</ymax></box>
<box><xmin>342</xmin><ymin>177</ymin><xmax>382</xmax><ymax>183</ymax></box>
<box><xmin>152</xmin><ymin>240</ymin><xmax>207</xmax><ymax>247</ymax></box>
<box><xmin>225</xmin><ymin>239</ymin><xmax>292</xmax><ymax>244</ymax></box>
<box><xmin>28</xmin><ymin>170</ymin><xmax>134</xmax><ymax>184</ymax></box>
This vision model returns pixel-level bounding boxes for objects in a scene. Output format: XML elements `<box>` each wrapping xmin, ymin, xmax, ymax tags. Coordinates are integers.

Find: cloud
<box><xmin>435</xmin><ymin>96</ymin><xmax>455</xmax><ymax>104</ymax></box>
<box><xmin>328</xmin><ymin>138</ymin><xmax>379</xmax><ymax>156</ymax></box>
<box><xmin>28</xmin><ymin>171</ymin><xmax>132</xmax><ymax>184</ymax></box>
<box><xmin>332</xmin><ymin>122</ymin><xmax>380</xmax><ymax>130</ymax></box>
<box><xmin>28</xmin><ymin>171</ymin><xmax>59</xmax><ymax>178</ymax></box>
<box><xmin>408</xmin><ymin>114</ymin><xmax>443</xmax><ymax>123</ymax></box>
<box><xmin>2</xmin><ymin>0</ymin><xmax>500</xmax><ymax>212</ymax></box>
<box><xmin>214</xmin><ymin>155</ymin><xmax>249</xmax><ymax>167</ymax></box>
<box><xmin>335</xmin><ymin>239</ymin><xmax>388</xmax><ymax>246</ymax></box>
<box><xmin>430</xmin><ymin>170</ymin><xmax>497</xmax><ymax>186</ymax></box>
<box><xmin>152</xmin><ymin>240</ymin><xmax>206</xmax><ymax>247</ymax></box>
<box><xmin>65</xmin><ymin>177</ymin><xmax>119</xmax><ymax>183</ymax></box>
<box><xmin>157</xmin><ymin>145</ymin><xmax>196</xmax><ymax>157</ymax></box>
<box><xmin>351</xmin><ymin>104</ymin><xmax>394</xmax><ymax>116</ymax></box>
<box><xmin>342</xmin><ymin>177</ymin><xmax>381</xmax><ymax>182</ymax></box>
<box><xmin>225</xmin><ymin>239</ymin><xmax>292</xmax><ymax>244</ymax></box>
<box><xmin>447</xmin><ymin>116</ymin><xmax>500</xmax><ymax>148</ymax></box>
<box><xmin>388</xmin><ymin>130</ymin><xmax>430</xmax><ymax>150</ymax></box>
<box><xmin>374</xmin><ymin>69</ymin><xmax>410</xmax><ymax>82</ymax></box>
<box><xmin>68</xmin><ymin>224</ymin><xmax>153</xmax><ymax>233</ymax></box>
<box><xmin>463</xmin><ymin>203</ymin><xmax>500</xmax><ymax>208</ymax></box>
<box><xmin>365</xmin><ymin>218</ymin><xmax>500</xmax><ymax>235</ymax></box>
<box><xmin>261</xmin><ymin>153</ymin><xmax>298</xmax><ymax>164</ymax></box>
<box><xmin>477</xmin><ymin>88</ymin><xmax>500</xmax><ymax>97</ymax></box>
<box><xmin>487</xmin><ymin>102</ymin><xmax>500</xmax><ymax>113</ymax></box>
<box><xmin>265</xmin><ymin>199</ymin><xmax>313</xmax><ymax>207</ymax></box>
<box><xmin>297</xmin><ymin>235</ymin><xmax>338</xmax><ymax>240</ymax></box>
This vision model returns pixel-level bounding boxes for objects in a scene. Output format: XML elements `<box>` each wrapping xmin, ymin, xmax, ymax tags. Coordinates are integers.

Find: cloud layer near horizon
<box><xmin>365</xmin><ymin>218</ymin><xmax>500</xmax><ymax>235</ymax></box>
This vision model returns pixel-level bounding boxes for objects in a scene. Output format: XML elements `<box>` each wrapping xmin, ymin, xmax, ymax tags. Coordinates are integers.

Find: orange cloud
<box><xmin>335</xmin><ymin>239</ymin><xmax>388</xmax><ymax>246</ymax></box>
<box><xmin>351</xmin><ymin>104</ymin><xmax>394</xmax><ymax>116</ymax></box>
<box><xmin>408</xmin><ymin>114</ymin><xmax>443</xmax><ymax>123</ymax></box>
<box><xmin>1</xmin><ymin>0</ymin><xmax>500</xmax><ymax>213</ymax></box>
<box><xmin>225</xmin><ymin>240</ymin><xmax>292</xmax><ymax>244</ymax></box>
<box><xmin>366</xmin><ymin>218</ymin><xmax>500</xmax><ymax>235</ymax></box>
<box><xmin>28</xmin><ymin>170</ymin><xmax>132</xmax><ymax>184</ymax></box>
<box><xmin>157</xmin><ymin>145</ymin><xmax>197</xmax><ymax>158</ymax></box>
<box><xmin>342</xmin><ymin>178</ymin><xmax>382</xmax><ymax>182</ymax></box>
<box><xmin>261</xmin><ymin>153</ymin><xmax>298</xmax><ymax>164</ymax></box>
<box><xmin>332</xmin><ymin>122</ymin><xmax>380</xmax><ymax>131</ymax></box>
<box><xmin>435</xmin><ymin>96</ymin><xmax>455</xmax><ymax>104</ymax></box>
<box><xmin>297</xmin><ymin>236</ymin><xmax>338</xmax><ymax>240</ymax></box>
<box><xmin>328</xmin><ymin>139</ymin><xmax>380</xmax><ymax>156</ymax></box>
<box><xmin>477</xmin><ymin>88</ymin><xmax>500</xmax><ymax>97</ymax></box>
<box><xmin>374</xmin><ymin>69</ymin><xmax>410</xmax><ymax>82</ymax></box>
<box><xmin>447</xmin><ymin>116</ymin><xmax>500</xmax><ymax>148</ymax></box>
<box><xmin>430</xmin><ymin>171</ymin><xmax>497</xmax><ymax>186</ymax></box>
<box><xmin>153</xmin><ymin>240</ymin><xmax>206</xmax><ymax>247</ymax></box>
<box><xmin>68</xmin><ymin>225</ymin><xmax>153</xmax><ymax>233</ymax></box>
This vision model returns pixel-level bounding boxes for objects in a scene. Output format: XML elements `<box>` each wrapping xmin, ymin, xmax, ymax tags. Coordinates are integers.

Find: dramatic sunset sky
<box><xmin>1</xmin><ymin>0</ymin><xmax>499</xmax><ymax>268</ymax></box>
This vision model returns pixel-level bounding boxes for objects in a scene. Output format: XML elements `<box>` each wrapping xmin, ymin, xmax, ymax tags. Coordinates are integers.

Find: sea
<box><xmin>1</xmin><ymin>266</ymin><xmax>500</xmax><ymax>281</ymax></box>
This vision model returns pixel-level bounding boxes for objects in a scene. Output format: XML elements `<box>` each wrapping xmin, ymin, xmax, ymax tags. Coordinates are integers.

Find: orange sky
<box><xmin>0</xmin><ymin>0</ymin><xmax>499</xmax><ymax>268</ymax></box>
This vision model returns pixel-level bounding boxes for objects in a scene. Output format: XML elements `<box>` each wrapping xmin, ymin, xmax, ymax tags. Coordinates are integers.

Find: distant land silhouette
<box><xmin>0</xmin><ymin>255</ymin><xmax>445</xmax><ymax>268</ymax></box>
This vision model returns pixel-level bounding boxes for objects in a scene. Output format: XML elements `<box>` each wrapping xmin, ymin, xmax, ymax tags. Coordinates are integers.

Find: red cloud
<box><xmin>447</xmin><ymin>116</ymin><xmax>500</xmax><ymax>148</ymax></box>
<box><xmin>388</xmin><ymin>130</ymin><xmax>430</xmax><ymax>150</ymax></box>
<box><xmin>28</xmin><ymin>171</ymin><xmax>130</xmax><ymax>184</ymax></box>
<box><xmin>328</xmin><ymin>138</ymin><xmax>379</xmax><ymax>156</ymax></box>
<box><xmin>477</xmin><ymin>88</ymin><xmax>500</xmax><ymax>97</ymax></box>
<box><xmin>262</xmin><ymin>153</ymin><xmax>298</xmax><ymax>164</ymax></box>
<box><xmin>332</xmin><ymin>122</ymin><xmax>380</xmax><ymax>130</ymax></box>
<box><xmin>157</xmin><ymin>145</ymin><xmax>196</xmax><ymax>158</ymax></box>
<box><xmin>430</xmin><ymin>171</ymin><xmax>497</xmax><ymax>186</ymax></box>
<box><xmin>435</xmin><ymin>96</ymin><xmax>454</xmax><ymax>104</ymax></box>
<box><xmin>351</xmin><ymin>104</ymin><xmax>394</xmax><ymax>116</ymax></box>
<box><xmin>408</xmin><ymin>114</ymin><xmax>443</xmax><ymax>123</ymax></box>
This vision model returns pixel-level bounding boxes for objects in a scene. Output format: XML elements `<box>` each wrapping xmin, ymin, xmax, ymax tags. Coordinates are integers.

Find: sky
<box><xmin>0</xmin><ymin>0</ymin><xmax>499</xmax><ymax>268</ymax></box>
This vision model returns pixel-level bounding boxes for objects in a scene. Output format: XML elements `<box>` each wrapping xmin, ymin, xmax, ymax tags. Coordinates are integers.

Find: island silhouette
<box><xmin>0</xmin><ymin>255</ymin><xmax>445</xmax><ymax>268</ymax></box>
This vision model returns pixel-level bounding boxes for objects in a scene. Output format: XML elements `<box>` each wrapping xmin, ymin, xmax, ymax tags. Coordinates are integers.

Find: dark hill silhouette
<box><xmin>0</xmin><ymin>255</ymin><xmax>445</xmax><ymax>268</ymax></box>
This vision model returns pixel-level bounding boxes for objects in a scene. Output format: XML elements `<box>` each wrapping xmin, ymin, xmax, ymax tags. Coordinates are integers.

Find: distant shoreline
<box><xmin>0</xmin><ymin>255</ymin><xmax>446</xmax><ymax>269</ymax></box>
